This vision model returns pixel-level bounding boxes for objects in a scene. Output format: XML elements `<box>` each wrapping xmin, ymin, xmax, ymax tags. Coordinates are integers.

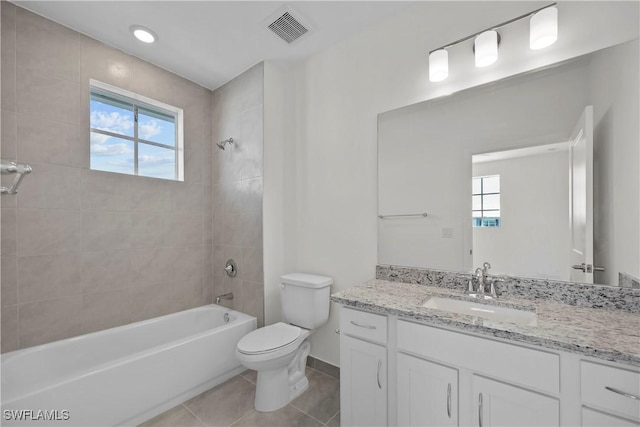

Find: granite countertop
<box><xmin>331</xmin><ymin>279</ymin><xmax>640</xmax><ymax>367</ymax></box>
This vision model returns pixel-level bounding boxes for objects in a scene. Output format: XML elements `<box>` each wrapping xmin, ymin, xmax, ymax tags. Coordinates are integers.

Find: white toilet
<box><xmin>235</xmin><ymin>273</ymin><xmax>332</xmax><ymax>412</ymax></box>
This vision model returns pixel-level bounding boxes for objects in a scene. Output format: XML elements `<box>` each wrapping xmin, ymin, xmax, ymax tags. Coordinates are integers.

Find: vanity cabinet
<box><xmin>339</xmin><ymin>307</ymin><xmax>388</xmax><ymax>427</ymax></box>
<box><xmin>472</xmin><ymin>375</ymin><xmax>560</xmax><ymax>427</ymax></box>
<box><xmin>580</xmin><ymin>361</ymin><xmax>640</xmax><ymax>426</ymax></box>
<box><xmin>397</xmin><ymin>353</ymin><xmax>458</xmax><ymax>426</ymax></box>
<box><xmin>338</xmin><ymin>306</ymin><xmax>639</xmax><ymax>427</ymax></box>
<box><xmin>397</xmin><ymin>319</ymin><xmax>560</xmax><ymax>427</ymax></box>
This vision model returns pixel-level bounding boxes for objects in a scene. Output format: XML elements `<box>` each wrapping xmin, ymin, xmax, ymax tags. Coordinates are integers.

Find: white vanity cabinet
<box><xmin>580</xmin><ymin>361</ymin><xmax>640</xmax><ymax>426</ymax></box>
<box><xmin>339</xmin><ymin>307</ymin><xmax>388</xmax><ymax>427</ymax></box>
<box><xmin>397</xmin><ymin>353</ymin><xmax>458</xmax><ymax>426</ymax></box>
<box><xmin>472</xmin><ymin>375</ymin><xmax>560</xmax><ymax>427</ymax></box>
<box><xmin>397</xmin><ymin>319</ymin><xmax>560</xmax><ymax>427</ymax></box>
<box><xmin>338</xmin><ymin>305</ymin><xmax>640</xmax><ymax>427</ymax></box>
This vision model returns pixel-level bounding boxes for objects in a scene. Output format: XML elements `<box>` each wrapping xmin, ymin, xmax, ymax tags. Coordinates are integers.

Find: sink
<box><xmin>422</xmin><ymin>297</ymin><xmax>537</xmax><ymax>326</ymax></box>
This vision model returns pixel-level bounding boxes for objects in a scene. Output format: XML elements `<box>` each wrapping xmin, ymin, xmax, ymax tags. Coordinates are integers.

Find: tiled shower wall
<box><xmin>0</xmin><ymin>3</ymin><xmax>222</xmax><ymax>352</ymax></box>
<box><xmin>211</xmin><ymin>64</ymin><xmax>265</xmax><ymax>327</ymax></box>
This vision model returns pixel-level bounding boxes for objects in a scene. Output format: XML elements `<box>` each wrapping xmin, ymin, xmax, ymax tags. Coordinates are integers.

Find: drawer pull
<box><xmin>605</xmin><ymin>386</ymin><xmax>640</xmax><ymax>400</ymax></box>
<box><xmin>447</xmin><ymin>383</ymin><xmax>452</xmax><ymax>418</ymax></box>
<box><xmin>377</xmin><ymin>360</ymin><xmax>382</xmax><ymax>389</ymax></box>
<box><xmin>478</xmin><ymin>393</ymin><xmax>483</xmax><ymax>427</ymax></box>
<box><xmin>350</xmin><ymin>320</ymin><xmax>376</xmax><ymax>330</ymax></box>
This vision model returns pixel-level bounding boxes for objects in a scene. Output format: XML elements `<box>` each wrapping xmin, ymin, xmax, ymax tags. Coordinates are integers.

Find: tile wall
<box><xmin>211</xmin><ymin>63</ymin><xmax>265</xmax><ymax>327</ymax></box>
<box><xmin>0</xmin><ymin>3</ymin><xmax>261</xmax><ymax>351</ymax></box>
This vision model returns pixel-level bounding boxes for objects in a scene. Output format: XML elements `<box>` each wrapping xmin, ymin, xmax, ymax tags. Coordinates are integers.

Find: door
<box><xmin>340</xmin><ymin>335</ymin><xmax>387</xmax><ymax>426</ymax></box>
<box><xmin>472</xmin><ymin>375</ymin><xmax>559</xmax><ymax>427</ymax></box>
<box><xmin>397</xmin><ymin>353</ymin><xmax>458</xmax><ymax>426</ymax></box>
<box><xmin>569</xmin><ymin>106</ymin><xmax>594</xmax><ymax>283</ymax></box>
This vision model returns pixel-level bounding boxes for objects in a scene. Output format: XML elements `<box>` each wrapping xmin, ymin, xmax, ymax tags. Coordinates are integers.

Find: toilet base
<box><xmin>254</xmin><ymin>341</ymin><xmax>311</xmax><ymax>412</ymax></box>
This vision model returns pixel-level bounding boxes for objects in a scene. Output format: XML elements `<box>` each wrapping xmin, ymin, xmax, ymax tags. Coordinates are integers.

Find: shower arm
<box><xmin>1</xmin><ymin>160</ymin><xmax>33</xmax><ymax>195</ymax></box>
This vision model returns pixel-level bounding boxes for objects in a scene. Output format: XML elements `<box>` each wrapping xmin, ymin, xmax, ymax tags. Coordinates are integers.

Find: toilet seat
<box><xmin>237</xmin><ymin>322</ymin><xmax>302</xmax><ymax>355</ymax></box>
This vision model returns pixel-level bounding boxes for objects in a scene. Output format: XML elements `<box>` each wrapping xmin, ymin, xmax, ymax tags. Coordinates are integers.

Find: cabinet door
<box><xmin>397</xmin><ymin>353</ymin><xmax>458</xmax><ymax>426</ymax></box>
<box><xmin>472</xmin><ymin>375</ymin><xmax>559</xmax><ymax>427</ymax></box>
<box><xmin>340</xmin><ymin>335</ymin><xmax>387</xmax><ymax>427</ymax></box>
<box><xmin>582</xmin><ymin>407</ymin><xmax>639</xmax><ymax>427</ymax></box>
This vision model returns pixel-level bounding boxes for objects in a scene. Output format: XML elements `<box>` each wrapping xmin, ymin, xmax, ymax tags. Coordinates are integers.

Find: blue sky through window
<box><xmin>90</xmin><ymin>92</ymin><xmax>177</xmax><ymax>180</ymax></box>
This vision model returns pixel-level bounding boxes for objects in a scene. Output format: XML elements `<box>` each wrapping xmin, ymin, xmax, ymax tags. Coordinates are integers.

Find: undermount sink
<box><xmin>422</xmin><ymin>296</ymin><xmax>537</xmax><ymax>327</ymax></box>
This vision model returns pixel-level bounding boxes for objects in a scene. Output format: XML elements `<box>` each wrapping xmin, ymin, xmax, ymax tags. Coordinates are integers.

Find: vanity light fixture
<box><xmin>130</xmin><ymin>25</ymin><xmax>158</xmax><ymax>44</ymax></box>
<box><xmin>428</xmin><ymin>49</ymin><xmax>449</xmax><ymax>82</ymax></box>
<box><xmin>428</xmin><ymin>3</ymin><xmax>557</xmax><ymax>82</ymax></box>
<box><xmin>474</xmin><ymin>30</ymin><xmax>500</xmax><ymax>68</ymax></box>
<box><xmin>530</xmin><ymin>6</ymin><xmax>558</xmax><ymax>50</ymax></box>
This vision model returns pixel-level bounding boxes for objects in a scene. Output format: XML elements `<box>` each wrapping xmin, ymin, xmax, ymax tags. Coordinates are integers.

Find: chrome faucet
<box><xmin>216</xmin><ymin>292</ymin><xmax>234</xmax><ymax>304</ymax></box>
<box><xmin>474</xmin><ymin>268</ymin><xmax>485</xmax><ymax>296</ymax></box>
<box><xmin>471</xmin><ymin>262</ymin><xmax>501</xmax><ymax>298</ymax></box>
<box><xmin>482</xmin><ymin>262</ymin><xmax>492</xmax><ymax>286</ymax></box>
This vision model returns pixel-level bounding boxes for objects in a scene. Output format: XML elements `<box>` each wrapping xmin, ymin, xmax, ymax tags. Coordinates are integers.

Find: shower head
<box><xmin>217</xmin><ymin>138</ymin><xmax>234</xmax><ymax>150</ymax></box>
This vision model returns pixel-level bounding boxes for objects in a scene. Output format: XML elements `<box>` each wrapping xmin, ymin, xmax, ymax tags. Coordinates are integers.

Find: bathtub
<box><xmin>1</xmin><ymin>305</ymin><xmax>256</xmax><ymax>426</ymax></box>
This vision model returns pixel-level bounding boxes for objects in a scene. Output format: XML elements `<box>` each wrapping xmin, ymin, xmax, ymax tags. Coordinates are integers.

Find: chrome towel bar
<box><xmin>378</xmin><ymin>212</ymin><xmax>428</xmax><ymax>219</ymax></box>
<box><xmin>1</xmin><ymin>159</ymin><xmax>32</xmax><ymax>195</ymax></box>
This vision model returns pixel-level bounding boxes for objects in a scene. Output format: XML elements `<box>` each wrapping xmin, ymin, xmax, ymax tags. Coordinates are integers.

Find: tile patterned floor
<box><xmin>140</xmin><ymin>367</ymin><xmax>340</xmax><ymax>427</ymax></box>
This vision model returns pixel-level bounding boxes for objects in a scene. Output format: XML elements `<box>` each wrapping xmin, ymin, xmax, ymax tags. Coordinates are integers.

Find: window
<box><xmin>472</xmin><ymin>175</ymin><xmax>500</xmax><ymax>227</ymax></box>
<box><xmin>89</xmin><ymin>80</ymin><xmax>183</xmax><ymax>181</ymax></box>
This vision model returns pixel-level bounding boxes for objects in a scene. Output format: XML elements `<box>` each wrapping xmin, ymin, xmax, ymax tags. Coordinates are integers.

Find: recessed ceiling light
<box><xmin>129</xmin><ymin>25</ymin><xmax>157</xmax><ymax>44</ymax></box>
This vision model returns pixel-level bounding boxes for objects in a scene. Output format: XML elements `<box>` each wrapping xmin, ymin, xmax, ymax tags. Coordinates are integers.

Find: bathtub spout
<box><xmin>216</xmin><ymin>292</ymin><xmax>234</xmax><ymax>304</ymax></box>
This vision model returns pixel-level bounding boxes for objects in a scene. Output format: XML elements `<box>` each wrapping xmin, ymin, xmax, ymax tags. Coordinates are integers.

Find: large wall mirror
<box><xmin>377</xmin><ymin>40</ymin><xmax>639</xmax><ymax>286</ymax></box>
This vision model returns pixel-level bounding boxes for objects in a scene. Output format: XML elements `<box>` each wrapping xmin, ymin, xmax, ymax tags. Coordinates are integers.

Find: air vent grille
<box><xmin>268</xmin><ymin>11</ymin><xmax>309</xmax><ymax>44</ymax></box>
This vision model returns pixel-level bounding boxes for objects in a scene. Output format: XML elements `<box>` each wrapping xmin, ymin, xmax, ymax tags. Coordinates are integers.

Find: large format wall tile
<box><xmin>17</xmin><ymin>163</ymin><xmax>82</xmax><ymax>210</ymax></box>
<box><xmin>17</xmin><ymin>254</ymin><xmax>82</xmax><ymax>303</ymax></box>
<box><xmin>18</xmin><ymin>295</ymin><xmax>83</xmax><ymax>348</ymax></box>
<box><xmin>15</xmin><ymin>6</ymin><xmax>80</xmax><ymax>82</ymax></box>
<box><xmin>17</xmin><ymin>209</ymin><xmax>81</xmax><ymax>256</ymax></box>
<box><xmin>16</xmin><ymin>67</ymin><xmax>79</xmax><ymax>125</ymax></box>
<box><xmin>0</xmin><ymin>5</ymin><xmax>265</xmax><ymax>353</ymax></box>
<box><xmin>17</xmin><ymin>113</ymin><xmax>78</xmax><ymax>166</ymax></box>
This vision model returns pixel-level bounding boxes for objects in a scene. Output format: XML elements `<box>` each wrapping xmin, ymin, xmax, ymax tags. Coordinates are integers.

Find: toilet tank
<box><xmin>280</xmin><ymin>273</ymin><xmax>333</xmax><ymax>329</ymax></box>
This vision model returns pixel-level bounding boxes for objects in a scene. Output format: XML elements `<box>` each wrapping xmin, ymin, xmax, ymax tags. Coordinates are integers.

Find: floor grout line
<box><xmin>181</xmin><ymin>403</ymin><xmax>208</xmax><ymax>427</ymax></box>
<box><xmin>324</xmin><ymin>410</ymin><xmax>340</xmax><ymax>426</ymax></box>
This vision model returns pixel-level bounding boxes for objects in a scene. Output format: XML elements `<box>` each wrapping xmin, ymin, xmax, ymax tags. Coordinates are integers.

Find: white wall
<box><xmin>281</xmin><ymin>1</ymin><xmax>639</xmax><ymax>366</ymax></box>
<box><xmin>473</xmin><ymin>152</ymin><xmax>570</xmax><ymax>280</ymax></box>
<box><xmin>263</xmin><ymin>61</ymin><xmax>297</xmax><ymax>326</ymax></box>
<box><xmin>589</xmin><ymin>40</ymin><xmax>640</xmax><ymax>284</ymax></box>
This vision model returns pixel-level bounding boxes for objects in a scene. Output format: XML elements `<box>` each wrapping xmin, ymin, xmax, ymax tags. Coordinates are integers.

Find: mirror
<box><xmin>377</xmin><ymin>40</ymin><xmax>639</xmax><ymax>286</ymax></box>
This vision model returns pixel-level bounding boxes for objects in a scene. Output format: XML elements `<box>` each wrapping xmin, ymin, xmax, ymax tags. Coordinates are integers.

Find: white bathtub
<box><xmin>1</xmin><ymin>305</ymin><xmax>256</xmax><ymax>426</ymax></box>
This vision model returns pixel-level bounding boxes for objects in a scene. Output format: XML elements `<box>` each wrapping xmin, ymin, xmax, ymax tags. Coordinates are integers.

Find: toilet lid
<box><xmin>237</xmin><ymin>322</ymin><xmax>302</xmax><ymax>354</ymax></box>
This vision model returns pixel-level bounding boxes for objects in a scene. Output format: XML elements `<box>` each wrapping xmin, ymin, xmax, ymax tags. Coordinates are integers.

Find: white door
<box><xmin>569</xmin><ymin>106</ymin><xmax>594</xmax><ymax>283</ymax></box>
<box><xmin>397</xmin><ymin>353</ymin><xmax>458</xmax><ymax>427</ymax></box>
<box><xmin>340</xmin><ymin>335</ymin><xmax>387</xmax><ymax>427</ymax></box>
<box><xmin>472</xmin><ymin>375</ymin><xmax>560</xmax><ymax>427</ymax></box>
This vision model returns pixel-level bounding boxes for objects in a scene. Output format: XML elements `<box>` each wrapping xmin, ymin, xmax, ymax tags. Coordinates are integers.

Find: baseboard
<box><xmin>306</xmin><ymin>355</ymin><xmax>340</xmax><ymax>379</ymax></box>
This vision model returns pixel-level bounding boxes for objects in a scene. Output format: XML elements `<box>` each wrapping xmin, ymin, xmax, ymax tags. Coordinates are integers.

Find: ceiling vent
<box><xmin>265</xmin><ymin>7</ymin><xmax>311</xmax><ymax>45</ymax></box>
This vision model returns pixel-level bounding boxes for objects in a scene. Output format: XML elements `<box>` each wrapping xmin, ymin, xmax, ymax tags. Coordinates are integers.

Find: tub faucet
<box><xmin>216</xmin><ymin>292</ymin><xmax>234</xmax><ymax>304</ymax></box>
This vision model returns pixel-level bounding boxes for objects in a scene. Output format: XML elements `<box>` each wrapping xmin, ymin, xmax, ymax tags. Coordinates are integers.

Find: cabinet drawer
<box><xmin>340</xmin><ymin>307</ymin><xmax>387</xmax><ymax>344</ymax></box>
<box><xmin>581</xmin><ymin>361</ymin><xmax>640</xmax><ymax>422</ymax></box>
<box><xmin>397</xmin><ymin>320</ymin><xmax>559</xmax><ymax>394</ymax></box>
<box><xmin>581</xmin><ymin>407</ymin><xmax>639</xmax><ymax>427</ymax></box>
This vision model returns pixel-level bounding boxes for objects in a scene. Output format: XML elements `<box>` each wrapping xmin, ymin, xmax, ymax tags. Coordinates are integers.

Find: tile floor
<box><xmin>140</xmin><ymin>367</ymin><xmax>340</xmax><ymax>427</ymax></box>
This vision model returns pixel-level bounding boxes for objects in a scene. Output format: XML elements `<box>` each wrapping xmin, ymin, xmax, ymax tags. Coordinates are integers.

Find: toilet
<box><xmin>235</xmin><ymin>273</ymin><xmax>332</xmax><ymax>412</ymax></box>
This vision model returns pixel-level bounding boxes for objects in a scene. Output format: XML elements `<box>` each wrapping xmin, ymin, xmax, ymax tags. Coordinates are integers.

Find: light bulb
<box><xmin>530</xmin><ymin>6</ymin><xmax>558</xmax><ymax>50</ymax></box>
<box><xmin>130</xmin><ymin>25</ymin><xmax>157</xmax><ymax>44</ymax></box>
<box><xmin>429</xmin><ymin>49</ymin><xmax>449</xmax><ymax>82</ymax></box>
<box><xmin>475</xmin><ymin>30</ymin><xmax>498</xmax><ymax>68</ymax></box>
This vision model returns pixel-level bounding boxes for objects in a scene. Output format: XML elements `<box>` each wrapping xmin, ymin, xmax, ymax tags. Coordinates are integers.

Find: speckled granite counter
<box><xmin>331</xmin><ymin>279</ymin><xmax>640</xmax><ymax>367</ymax></box>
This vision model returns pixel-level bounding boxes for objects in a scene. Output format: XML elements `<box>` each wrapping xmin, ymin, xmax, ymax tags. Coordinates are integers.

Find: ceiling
<box><xmin>13</xmin><ymin>1</ymin><xmax>411</xmax><ymax>90</ymax></box>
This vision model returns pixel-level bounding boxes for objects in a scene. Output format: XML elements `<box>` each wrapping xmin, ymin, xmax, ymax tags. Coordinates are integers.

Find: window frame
<box><xmin>472</xmin><ymin>175</ymin><xmax>501</xmax><ymax>228</ymax></box>
<box><xmin>89</xmin><ymin>79</ymin><xmax>184</xmax><ymax>181</ymax></box>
